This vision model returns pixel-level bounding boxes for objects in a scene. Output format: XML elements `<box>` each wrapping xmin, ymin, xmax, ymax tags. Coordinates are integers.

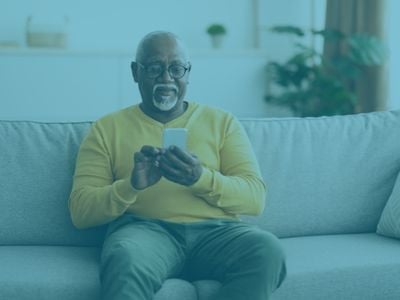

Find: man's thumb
<box><xmin>134</xmin><ymin>152</ymin><xmax>146</xmax><ymax>164</ymax></box>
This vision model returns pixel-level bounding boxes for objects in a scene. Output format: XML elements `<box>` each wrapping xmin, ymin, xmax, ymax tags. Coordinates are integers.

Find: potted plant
<box><xmin>265</xmin><ymin>25</ymin><xmax>386</xmax><ymax>117</ymax></box>
<box><xmin>206</xmin><ymin>24</ymin><xmax>227</xmax><ymax>48</ymax></box>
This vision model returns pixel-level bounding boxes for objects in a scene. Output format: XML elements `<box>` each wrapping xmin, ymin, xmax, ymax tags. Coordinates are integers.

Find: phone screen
<box><xmin>163</xmin><ymin>128</ymin><xmax>188</xmax><ymax>150</ymax></box>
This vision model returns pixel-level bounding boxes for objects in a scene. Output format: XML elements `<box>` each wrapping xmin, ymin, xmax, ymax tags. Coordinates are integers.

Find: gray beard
<box><xmin>152</xmin><ymin>83</ymin><xmax>179</xmax><ymax>111</ymax></box>
<box><xmin>152</xmin><ymin>95</ymin><xmax>178</xmax><ymax>111</ymax></box>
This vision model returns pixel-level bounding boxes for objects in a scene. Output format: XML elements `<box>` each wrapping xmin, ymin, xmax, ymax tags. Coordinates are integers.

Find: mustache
<box><xmin>153</xmin><ymin>84</ymin><xmax>178</xmax><ymax>93</ymax></box>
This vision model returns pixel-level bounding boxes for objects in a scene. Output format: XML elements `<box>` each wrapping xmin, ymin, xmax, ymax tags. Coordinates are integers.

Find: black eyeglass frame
<box><xmin>136</xmin><ymin>62</ymin><xmax>191</xmax><ymax>79</ymax></box>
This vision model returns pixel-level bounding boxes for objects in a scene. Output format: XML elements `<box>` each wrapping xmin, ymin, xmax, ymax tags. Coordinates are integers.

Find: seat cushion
<box><xmin>0</xmin><ymin>246</ymin><xmax>101</xmax><ymax>300</ymax></box>
<box><xmin>2</xmin><ymin>234</ymin><xmax>399</xmax><ymax>300</ymax></box>
<box><xmin>0</xmin><ymin>245</ymin><xmax>198</xmax><ymax>300</ymax></box>
<box><xmin>192</xmin><ymin>280</ymin><xmax>221</xmax><ymax>300</ymax></box>
<box><xmin>154</xmin><ymin>279</ymin><xmax>197</xmax><ymax>300</ymax></box>
<box><xmin>272</xmin><ymin>233</ymin><xmax>400</xmax><ymax>300</ymax></box>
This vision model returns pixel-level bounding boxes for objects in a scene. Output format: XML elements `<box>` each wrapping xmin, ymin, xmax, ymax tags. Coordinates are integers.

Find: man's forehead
<box><xmin>143</xmin><ymin>42</ymin><xmax>186</xmax><ymax>61</ymax></box>
<box><xmin>145</xmin><ymin>54</ymin><xmax>187</xmax><ymax>64</ymax></box>
<box><xmin>136</xmin><ymin>32</ymin><xmax>189</xmax><ymax>63</ymax></box>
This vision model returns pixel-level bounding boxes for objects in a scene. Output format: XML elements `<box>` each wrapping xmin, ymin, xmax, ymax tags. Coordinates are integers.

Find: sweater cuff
<box><xmin>189</xmin><ymin>166</ymin><xmax>214</xmax><ymax>194</ymax></box>
<box><xmin>112</xmin><ymin>178</ymin><xmax>140</xmax><ymax>205</ymax></box>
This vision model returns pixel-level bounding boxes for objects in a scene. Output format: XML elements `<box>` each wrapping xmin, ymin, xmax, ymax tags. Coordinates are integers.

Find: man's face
<box><xmin>132</xmin><ymin>37</ymin><xmax>190</xmax><ymax>113</ymax></box>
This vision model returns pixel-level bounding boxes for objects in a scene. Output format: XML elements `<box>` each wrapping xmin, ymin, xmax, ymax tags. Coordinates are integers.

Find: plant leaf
<box><xmin>269</xmin><ymin>26</ymin><xmax>305</xmax><ymax>36</ymax></box>
<box><xmin>347</xmin><ymin>34</ymin><xmax>387</xmax><ymax>65</ymax></box>
<box><xmin>311</xmin><ymin>29</ymin><xmax>346</xmax><ymax>40</ymax></box>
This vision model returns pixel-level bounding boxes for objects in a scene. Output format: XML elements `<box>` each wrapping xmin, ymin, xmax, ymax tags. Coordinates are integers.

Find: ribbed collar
<box><xmin>132</xmin><ymin>101</ymin><xmax>198</xmax><ymax>128</ymax></box>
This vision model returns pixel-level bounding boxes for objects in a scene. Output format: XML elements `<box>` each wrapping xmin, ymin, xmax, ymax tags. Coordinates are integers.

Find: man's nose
<box><xmin>158</xmin><ymin>67</ymin><xmax>173</xmax><ymax>82</ymax></box>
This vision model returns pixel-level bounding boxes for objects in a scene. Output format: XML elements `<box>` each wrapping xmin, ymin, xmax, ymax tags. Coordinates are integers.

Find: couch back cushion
<box><xmin>1</xmin><ymin>110</ymin><xmax>400</xmax><ymax>245</ymax></box>
<box><xmin>240</xmin><ymin>110</ymin><xmax>400</xmax><ymax>237</ymax></box>
<box><xmin>0</xmin><ymin>121</ymin><xmax>106</xmax><ymax>246</ymax></box>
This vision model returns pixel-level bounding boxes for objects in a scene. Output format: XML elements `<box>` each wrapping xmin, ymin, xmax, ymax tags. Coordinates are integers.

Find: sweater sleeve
<box><xmin>189</xmin><ymin>115</ymin><xmax>266</xmax><ymax>215</ymax></box>
<box><xmin>68</xmin><ymin>122</ymin><xmax>140</xmax><ymax>229</ymax></box>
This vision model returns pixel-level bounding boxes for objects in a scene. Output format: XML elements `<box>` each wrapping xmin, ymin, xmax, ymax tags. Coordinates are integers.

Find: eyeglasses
<box><xmin>137</xmin><ymin>62</ymin><xmax>191</xmax><ymax>79</ymax></box>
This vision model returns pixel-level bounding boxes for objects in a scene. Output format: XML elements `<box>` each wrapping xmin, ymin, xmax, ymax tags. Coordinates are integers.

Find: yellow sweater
<box><xmin>69</xmin><ymin>102</ymin><xmax>266</xmax><ymax>229</ymax></box>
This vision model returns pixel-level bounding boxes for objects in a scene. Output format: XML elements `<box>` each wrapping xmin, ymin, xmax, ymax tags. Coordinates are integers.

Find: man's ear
<box><xmin>186</xmin><ymin>63</ymin><xmax>191</xmax><ymax>84</ymax></box>
<box><xmin>131</xmin><ymin>61</ymin><xmax>139</xmax><ymax>83</ymax></box>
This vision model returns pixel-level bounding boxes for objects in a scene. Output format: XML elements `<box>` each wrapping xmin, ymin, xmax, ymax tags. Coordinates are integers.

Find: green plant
<box><xmin>265</xmin><ymin>25</ymin><xmax>386</xmax><ymax>117</ymax></box>
<box><xmin>206</xmin><ymin>24</ymin><xmax>227</xmax><ymax>36</ymax></box>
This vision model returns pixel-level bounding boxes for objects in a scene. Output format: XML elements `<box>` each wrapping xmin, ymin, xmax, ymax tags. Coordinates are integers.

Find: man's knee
<box><xmin>101</xmin><ymin>239</ymin><xmax>144</xmax><ymax>278</ymax></box>
<box><xmin>255</xmin><ymin>231</ymin><xmax>285</xmax><ymax>261</ymax></box>
<box><xmin>100</xmin><ymin>227</ymin><xmax>183</xmax><ymax>287</ymax></box>
<box><xmin>245</xmin><ymin>230</ymin><xmax>285</xmax><ymax>266</ymax></box>
<box><xmin>248</xmin><ymin>229</ymin><xmax>287</xmax><ymax>288</ymax></box>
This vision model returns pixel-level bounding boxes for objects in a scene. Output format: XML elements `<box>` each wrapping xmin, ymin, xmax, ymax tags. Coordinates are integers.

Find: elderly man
<box><xmin>69</xmin><ymin>31</ymin><xmax>286</xmax><ymax>300</ymax></box>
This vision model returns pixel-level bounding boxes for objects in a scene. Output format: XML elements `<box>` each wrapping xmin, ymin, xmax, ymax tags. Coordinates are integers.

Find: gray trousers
<box><xmin>100</xmin><ymin>214</ymin><xmax>286</xmax><ymax>300</ymax></box>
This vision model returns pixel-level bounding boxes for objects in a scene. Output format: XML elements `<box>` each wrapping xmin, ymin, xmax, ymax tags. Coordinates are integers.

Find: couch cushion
<box><xmin>0</xmin><ymin>246</ymin><xmax>101</xmax><ymax>300</ymax></box>
<box><xmin>2</xmin><ymin>110</ymin><xmax>400</xmax><ymax>244</ymax></box>
<box><xmin>272</xmin><ymin>233</ymin><xmax>400</xmax><ymax>300</ymax></box>
<box><xmin>240</xmin><ymin>110</ymin><xmax>400</xmax><ymax>237</ymax></box>
<box><xmin>154</xmin><ymin>279</ymin><xmax>197</xmax><ymax>300</ymax></box>
<box><xmin>192</xmin><ymin>280</ymin><xmax>221</xmax><ymax>300</ymax></box>
<box><xmin>0</xmin><ymin>245</ymin><xmax>199</xmax><ymax>300</ymax></box>
<box><xmin>0</xmin><ymin>121</ymin><xmax>106</xmax><ymax>246</ymax></box>
<box><xmin>377</xmin><ymin>169</ymin><xmax>400</xmax><ymax>239</ymax></box>
<box><xmin>2</xmin><ymin>235</ymin><xmax>398</xmax><ymax>300</ymax></box>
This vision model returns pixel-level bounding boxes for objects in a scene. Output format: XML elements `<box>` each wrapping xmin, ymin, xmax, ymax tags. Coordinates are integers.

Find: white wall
<box><xmin>259</xmin><ymin>0</ymin><xmax>326</xmax><ymax>60</ymax></box>
<box><xmin>386</xmin><ymin>0</ymin><xmax>400</xmax><ymax>110</ymax></box>
<box><xmin>12</xmin><ymin>0</ymin><xmax>394</xmax><ymax>121</ymax></box>
<box><xmin>0</xmin><ymin>50</ymin><xmax>280</xmax><ymax>121</ymax></box>
<box><xmin>1</xmin><ymin>0</ymin><xmax>255</xmax><ymax>51</ymax></box>
<box><xmin>1</xmin><ymin>0</ymin><xmax>325</xmax><ymax>51</ymax></box>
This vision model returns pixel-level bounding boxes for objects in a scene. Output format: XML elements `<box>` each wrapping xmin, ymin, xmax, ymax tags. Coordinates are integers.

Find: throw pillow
<box><xmin>377</xmin><ymin>170</ymin><xmax>400</xmax><ymax>239</ymax></box>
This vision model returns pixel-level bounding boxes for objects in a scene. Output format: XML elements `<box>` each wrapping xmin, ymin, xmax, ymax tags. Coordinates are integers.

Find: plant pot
<box><xmin>210</xmin><ymin>34</ymin><xmax>224</xmax><ymax>49</ymax></box>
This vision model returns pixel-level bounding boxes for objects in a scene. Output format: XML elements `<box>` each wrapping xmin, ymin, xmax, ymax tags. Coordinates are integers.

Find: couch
<box><xmin>1</xmin><ymin>109</ymin><xmax>400</xmax><ymax>300</ymax></box>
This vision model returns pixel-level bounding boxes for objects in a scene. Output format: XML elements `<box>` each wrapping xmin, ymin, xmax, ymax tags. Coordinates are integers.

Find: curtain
<box><xmin>324</xmin><ymin>0</ymin><xmax>387</xmax><ymax>113</ymax></box>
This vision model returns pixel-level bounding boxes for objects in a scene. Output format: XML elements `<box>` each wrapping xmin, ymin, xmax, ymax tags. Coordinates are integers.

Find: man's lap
<box><xmin>101</xmin><ymin>213</ymin><xmax>282</xmax><ymax>281</ymax></box>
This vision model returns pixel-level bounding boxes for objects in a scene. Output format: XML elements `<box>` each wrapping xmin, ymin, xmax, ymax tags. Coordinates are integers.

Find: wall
<box><xmin>0</xmin><ymin>49</ymin><xmax>277</xmax><ymax>121</ymax></box>
<box><xmin>1</xmin><ymin>0</ymin><xmax>254</xmax><ymax>51</ymax></box>
<box><xmin>386</xmin><ymin>0</ymin><xmax>400</xmax><ymax>110</ymax></box>
<box><xmin>10</xmin><ymin>1</ymin><xmax>400</xmax><ymax>122</ymax></box>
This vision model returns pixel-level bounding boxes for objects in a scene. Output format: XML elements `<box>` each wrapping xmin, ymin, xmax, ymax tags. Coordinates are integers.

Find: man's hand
<box><xmin>158</xmin><ymin>146</ymin><xmax>203</xmax><ymax>186</ymax></box>
<box><xmin>130</xmin><ymin>146</ymin><xmax>163</xmax><ymax>190</ymax></box>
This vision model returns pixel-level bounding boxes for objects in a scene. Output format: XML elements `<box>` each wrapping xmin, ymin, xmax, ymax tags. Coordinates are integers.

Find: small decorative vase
<box><xmin>210</xmin><ymin>34</ymin><xmax>224</xmax><ymax>49</ymax></box>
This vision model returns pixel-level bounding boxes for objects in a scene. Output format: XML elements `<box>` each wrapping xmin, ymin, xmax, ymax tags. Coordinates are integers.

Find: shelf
<box><xmin>0</xmin><ymin>47</ymin><xmax>270</xmax><ymax>58</ymax></box>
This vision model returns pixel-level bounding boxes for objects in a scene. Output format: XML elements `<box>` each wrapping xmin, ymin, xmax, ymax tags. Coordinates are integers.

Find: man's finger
<box><xmin>141</xmin><ymin>145</ymin><xmax>161</xmax><ymax>156</ymax></box>
<box><xmin>162</xmin><ymin>150</ymin><xmax>190</xmax><ymax>171</ymax></box>
<box><xmin>134</xmin><ymin>151</ymin><xmax>146</xmax><ymax>163</ymax></box>
<box><xmin>159</xmin><ymin>158</ymin><xmax>183</xmax><ymax>178</ymax></box>
<box><xmin>168</xmin><ymin>146</ymin><xmax>197</xmax><ymax>165</ymax></box>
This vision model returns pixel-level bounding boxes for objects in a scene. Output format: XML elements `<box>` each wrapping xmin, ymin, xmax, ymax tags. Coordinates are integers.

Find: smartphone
<box><xmin>163</xmin><ymin>128</ymin><xmax>188</xmax><ymax>150</ymax></box>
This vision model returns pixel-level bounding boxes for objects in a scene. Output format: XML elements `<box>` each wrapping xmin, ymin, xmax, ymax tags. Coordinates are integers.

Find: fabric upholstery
<box><xmin>240</xmin><ymin>110</ymin><xmax>400</xmax><ymax>237</ymax></box>
<box><xmin>1</xmin><ymin>234</ymin><xmax>399</xmax><ymax>300</ymax></box>
<box><xmin>0</xmin><ymin>246</ymin><xmax>101</xmax><ymax>300</ymax></box>
<box><xmin>154</xmin><ymin>279</ymin><xmax>197</xmax><ymax>300</ymax></box>
<box><xmin>2</xmin><ymin>111</ymin><xmax>400</xmax><ymax>246</ymax></box>
<box><xmin>192</xmin><ymin>233</ymin><xmax>400</xmax><ymax>300</ymax></box>
<box><xmin>377</xmin><ymin>170</ymin><xmax>400</xmax><ymax>239</ymax></box>
<box><xmin>1</xmin><ymin>111</ymin><xmax>400</xmax><ymax>299</ymax></box>
<box><xmin>0</xmin><ymin>121</ymin><xmax>106</xmax><ymax>246</ymax></box>
<box><xmin>272</xmin><ymin>233</ymin><xmax>400</xmax><ymax>300</ymax></box>
<box><xmin>192</xmin><ymin>280</ymin><xmax>221</xmax><ymax>300</ymax></box>
<box><xmin>193</xmin><ymin>233</ymin><xmax>400</xmax><ymax>300</ymax></box>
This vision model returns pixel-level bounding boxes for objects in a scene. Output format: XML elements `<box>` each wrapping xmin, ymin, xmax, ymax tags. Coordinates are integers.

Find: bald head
<box><xmin>135</xmin><ymin>31</ymin><xmax>189</xmax><ymax>63</ymax></box>
<box><xmin>131</xmin><ymin>31</ymin><xmax>191</xmax><ymax>118</ymax></box>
